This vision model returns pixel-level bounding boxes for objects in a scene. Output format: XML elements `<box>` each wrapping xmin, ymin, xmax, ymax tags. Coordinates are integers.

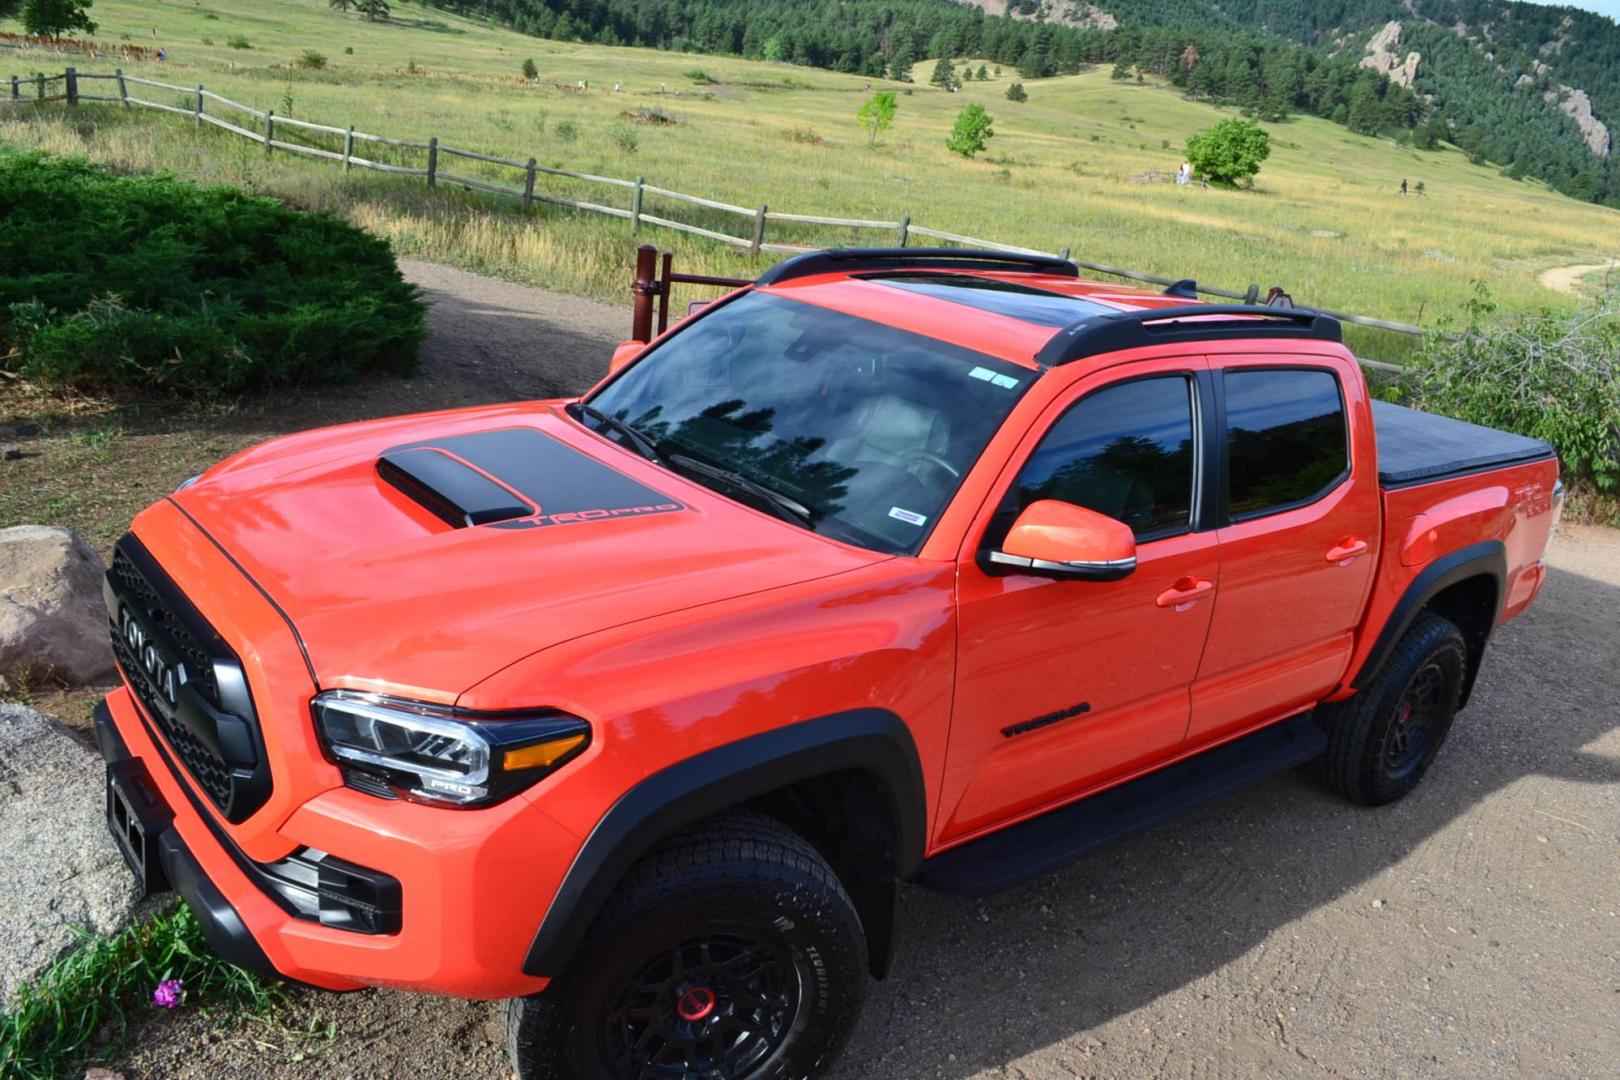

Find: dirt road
<box><xmin>1539</xmin><ymin>257</ymin><xmax>1619</xmax><ymax>295</ymax></box>
<box><xmin>105</xmin><ymin>265</ymin><xmax>1618</xmax><ymax>1079</ymax></box>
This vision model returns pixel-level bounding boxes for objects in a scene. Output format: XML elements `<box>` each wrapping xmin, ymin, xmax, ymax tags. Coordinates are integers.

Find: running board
<box><xmin>914</xmin><ymin>714</ymin><xmax>1327</xmax><ymax>895</ymax></box>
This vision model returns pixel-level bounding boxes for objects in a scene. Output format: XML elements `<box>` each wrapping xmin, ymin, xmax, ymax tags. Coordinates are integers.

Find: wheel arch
<box><xmin>521</xmin><ymin>709</ymin><xmax>927</xmax><ymax>981</ymax></box>
<box><xmin>1351</xmin><ymin>539</ymin><xmax>1505</xmax><ymax>706</ymax></box>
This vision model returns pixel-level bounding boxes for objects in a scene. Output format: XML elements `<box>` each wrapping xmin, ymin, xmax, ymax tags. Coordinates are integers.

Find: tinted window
<box><xmin>1224</xmin><ymin>369</ymin><xmax>1348</xmax><ymax>519</ymax></box>
<box><xmin>586</xmin><ymin>292</ymin><xmax>1032</xmax><ymax>555</ymax></box>
<box><xmin>996</xmin><ymin>376</ymin><xmax>1196</xmax><ymax>542</ymax></box>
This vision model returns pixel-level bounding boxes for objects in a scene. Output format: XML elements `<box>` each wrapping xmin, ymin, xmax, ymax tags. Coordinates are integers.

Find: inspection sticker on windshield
<box><xmin>968</xmin><ymin>366</ymin><xmax>1022</xmax><ymax>390</ymax></box>
<box><xmin>889</xmin><ymin>507</ymin><xmax>928</xmax><ymax>527</ymax></box>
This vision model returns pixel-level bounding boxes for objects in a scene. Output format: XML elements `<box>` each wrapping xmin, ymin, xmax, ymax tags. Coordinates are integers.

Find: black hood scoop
<box><xmin>378</xmin><ymin>427</ymin><xmax>683</xmax><ymax>530</ymax></box>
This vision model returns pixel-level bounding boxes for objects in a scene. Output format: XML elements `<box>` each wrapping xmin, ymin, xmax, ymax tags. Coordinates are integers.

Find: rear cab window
<box><xmin>1223</xmin><ymin>368</ymin><xmax>1349</xmax><ymax>520</ymax></box>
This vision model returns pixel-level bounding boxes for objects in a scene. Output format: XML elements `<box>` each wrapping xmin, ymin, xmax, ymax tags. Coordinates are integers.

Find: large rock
<box><xmin>0</xmin><ymin>525</ymin><xmax>116</xmax><ymax>690</ymax></box>
<box><xmin>0</xmin><ymin>703</ymin><xmax>144</xmax><ymax>1001</ymax></box>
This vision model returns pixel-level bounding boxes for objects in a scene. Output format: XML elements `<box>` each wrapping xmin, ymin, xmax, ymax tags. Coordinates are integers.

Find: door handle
<box><xmin>1156</xmin><ymin>576</ymin><xmax>1214</xmax><ymax>610</ymax></box>
<box><xmin>1326</xmin><ymin>538</ymin><xmax>1369</xmax><ymax>564</ymax></box>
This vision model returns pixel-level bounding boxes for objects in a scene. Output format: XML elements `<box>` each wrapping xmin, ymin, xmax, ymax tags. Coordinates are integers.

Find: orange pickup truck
<box><xmin>96</xmin><ymin>249</ymin><xmax>1560</xmax><ymax>1079</ymax></box>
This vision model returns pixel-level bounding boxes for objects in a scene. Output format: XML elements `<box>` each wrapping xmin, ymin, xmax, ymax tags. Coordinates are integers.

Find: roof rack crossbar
<box><xmin>1036</xmin><ymin>304</ymin><xmax>1342</xmax><ymax>367</ymax></box>
<box><xmin>755</xmin><ymin>247</ymin><xmax>1079</xmax><ymax>286</ymax></box>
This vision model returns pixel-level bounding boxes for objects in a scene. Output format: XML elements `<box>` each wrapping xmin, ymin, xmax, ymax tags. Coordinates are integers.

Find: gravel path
<box><xmin>67</xmin><ymin>264</ymin><xmax>1618</xmax><ymax>1079</ymax></box>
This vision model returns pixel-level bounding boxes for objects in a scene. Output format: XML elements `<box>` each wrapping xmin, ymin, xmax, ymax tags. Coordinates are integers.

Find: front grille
<box><xmin>107</xmin><ymin>535</ymin><xmax>272</xmax><ymax>823</ymax></box>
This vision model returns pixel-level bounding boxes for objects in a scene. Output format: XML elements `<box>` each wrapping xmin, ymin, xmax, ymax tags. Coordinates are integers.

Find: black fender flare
<box><xmin>1349</xmin><ymin>539</ymin><xmax>1506</xmax><ymax>697</ymax></box>
<box><xmin>521</xmin><ymin>708</ymin><xmax>927</xmax><ymax>979</ymax></box>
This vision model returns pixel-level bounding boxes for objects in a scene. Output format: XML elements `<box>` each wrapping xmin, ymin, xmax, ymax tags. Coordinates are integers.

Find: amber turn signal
<box><xmin>502</xmin><ymin>734</ymin><xmax>587</xmax><ymax>773</ymax></box>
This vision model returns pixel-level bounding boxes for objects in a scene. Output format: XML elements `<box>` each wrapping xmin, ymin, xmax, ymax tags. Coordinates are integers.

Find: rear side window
<box><xmin>1224</xmin><ymin>369</ymin><xmax>1348</xmax><ymax>519</ymax></box>
<box><xmin>998</xmin><ymin>375</ymin><xmax>1197</xmax><ymax>541</ymax></box>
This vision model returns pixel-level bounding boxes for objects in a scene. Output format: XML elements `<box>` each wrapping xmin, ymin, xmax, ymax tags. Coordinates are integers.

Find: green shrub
<box><xmin>0</xmin><ymin>151</ymin><xmax>423</xmax><ymax>398</ymax></box>
<box><xmin>608</xmin><ymin>125</ymin><xmax>639</xmax><ymax>154</ymax></box>
<box><xmin>226</xmin><ymin>33</ymin><xmax>251</xmax><ymax>49</ymax></box>
<box><xmin>1185</xmin><ymin>117</ymin><xmax>1271</xmax><ymax>187</ymax></box>
<box><xmin>554</xmin><ymin>118</ymin><xmax>580</xmax><ymax>142</ymax></box>
<box><xmin>1397</xmin><ymin>284</ymin><xmax>1620</xmax><ymax>492</ymax></box>
<box><xmin>297</xmin><ymin>49</ymin><xmax>328</xmax><ymax>70</ymax></box>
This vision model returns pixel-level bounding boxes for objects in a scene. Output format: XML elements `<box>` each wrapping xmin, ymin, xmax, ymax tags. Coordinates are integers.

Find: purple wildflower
<box><xmin>152</xmin><ymin>978</ymin><xmax>184</xmax><ymax>1009</ymax></box>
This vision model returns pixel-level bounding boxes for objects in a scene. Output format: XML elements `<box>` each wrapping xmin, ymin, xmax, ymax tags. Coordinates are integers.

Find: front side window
<box><xmin>583</xmin><ymin>291</ymin><xmax>1033</xmax><ymax>555</ymax></box>
<box><xmin>1224</xmin><ymin>369</ymin><xmax>1348</xmax><ymax>519</ymax></box>
<box><xmin>989</xmin><ymin>375</ymin><xmax>1197</xmax><ymax>545</ymax></box>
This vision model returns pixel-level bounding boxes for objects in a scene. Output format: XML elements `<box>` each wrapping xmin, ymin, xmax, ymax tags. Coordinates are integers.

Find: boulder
<box><xmin>0</xmin><ymin>525</ymin><xmax>116</xmax><ymax>690</ymax></box>
<box><xmin>0</xmin><ymin>703</ymin><xmax>145</xmax><ymax>1001</ymax></box>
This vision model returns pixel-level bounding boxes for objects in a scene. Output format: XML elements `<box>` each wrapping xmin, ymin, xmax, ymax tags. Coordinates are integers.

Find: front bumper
<box><xmin>96</xmin><ymin>699</ymin><xmax>282</xmax><ymax>981</ymax></box>
<box><xmin>96</xmin><ymin>686</ymin><xmax>576</xmax><ymax>998</ymax></box>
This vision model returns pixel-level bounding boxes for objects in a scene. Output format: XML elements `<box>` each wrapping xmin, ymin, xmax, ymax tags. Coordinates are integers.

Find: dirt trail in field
<box><xmin>81</xmin><ymin>263</ymin><xmax>1617</xmax><ymax>1080</ymax></box>
<box><xmin>1539</xmin><ymin>256</ymin><xmax>1619</xmax><ymax>294</ymax></box>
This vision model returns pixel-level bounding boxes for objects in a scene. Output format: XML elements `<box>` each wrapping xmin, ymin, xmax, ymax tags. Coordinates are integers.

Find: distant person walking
<box><xmin>1400</xmin><ymin>178</ymin><xmax>1408</xmax><ymax>196</ymax></box>
<box><xmin>1176</xmin><ymin>161</ymin><xmax>1191</xmax><ymax>186</ymax></box>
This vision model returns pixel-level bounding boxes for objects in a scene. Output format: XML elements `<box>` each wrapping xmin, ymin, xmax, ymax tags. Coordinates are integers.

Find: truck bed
<box><xmin>1372</xmin><ymin>400</ymin><xmax>1555</xmax><ymax>488</ymax></box>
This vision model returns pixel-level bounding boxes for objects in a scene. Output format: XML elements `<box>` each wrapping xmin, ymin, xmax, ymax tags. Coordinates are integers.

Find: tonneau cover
<box><xmin>1373</xmin><ymin>400</ymin><xmax>1554</xmax><ymax>488</ymax></box>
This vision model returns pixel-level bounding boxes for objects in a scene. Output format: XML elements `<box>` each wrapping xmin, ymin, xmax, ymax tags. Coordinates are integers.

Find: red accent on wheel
<box><xmin>676</xmin><ymin>986</ymin><xmax>716</xmax><ymax>1021</ymax></box>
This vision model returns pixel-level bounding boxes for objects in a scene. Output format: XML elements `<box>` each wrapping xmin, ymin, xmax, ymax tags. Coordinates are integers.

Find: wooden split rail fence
<box><xmin>4</xmin><ymin>66</ymin><xmax>1421</xmax><ymax>370</ymax></box>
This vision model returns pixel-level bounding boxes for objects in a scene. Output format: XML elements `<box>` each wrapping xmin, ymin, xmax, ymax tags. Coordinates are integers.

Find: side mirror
<box><xmin>986</xmin><ymin>500</ymin><xmax>1137</xmax><ymax>581</ymax></box>
<box><xmin>609</xmin><ymin>340</ymin><xmax>644</xmax><ymax>375</ymax></box>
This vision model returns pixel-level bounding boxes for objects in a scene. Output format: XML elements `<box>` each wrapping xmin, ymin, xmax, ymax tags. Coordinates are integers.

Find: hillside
<box><xmin>0</xmin><ymin>0</ymin><xmax>1615</xmax><ymax>344</ymax></box>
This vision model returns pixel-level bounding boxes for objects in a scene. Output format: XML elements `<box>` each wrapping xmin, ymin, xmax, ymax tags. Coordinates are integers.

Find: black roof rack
<box><xmin>1036</xmin><ymin>304</ymin><xmax>1341</xmax><ymax>367</ymax></box>
<box><xmin>755</xmin><ymin>247</ymin><xmax>1079</xmax><ymax>286</ymax></box>
<box><xmin>1164</xmin><ymin>278</ymin><xmax>1199</xmax><ymax>299</ymax></box>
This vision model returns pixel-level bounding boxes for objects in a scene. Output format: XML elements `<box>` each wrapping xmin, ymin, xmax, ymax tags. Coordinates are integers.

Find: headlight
<box><xmin>311</xmin><ymin>691</ymin><xmax>589</xmax><ymax>808</ymax></box>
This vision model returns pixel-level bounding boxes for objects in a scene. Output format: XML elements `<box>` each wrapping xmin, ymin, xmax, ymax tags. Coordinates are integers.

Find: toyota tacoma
<box><xmin>96</xmin><ymin>248</ymin><xmax>1561</xmax><ymax>1079</ymax></box>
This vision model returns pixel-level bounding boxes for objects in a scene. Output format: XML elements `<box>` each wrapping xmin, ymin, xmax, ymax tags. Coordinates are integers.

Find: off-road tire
<box><xmin>1317</xmin><ymin>611</ymin><xmax>1469</xmax><ymax>806</ymax></box>
<box><xmin>507</xmin><ymin>810</ymin><xmax>867</xmax><ymax>1080</ymax></box>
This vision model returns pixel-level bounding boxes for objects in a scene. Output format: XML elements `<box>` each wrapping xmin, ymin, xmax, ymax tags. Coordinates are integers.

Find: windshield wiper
<box><xmin>572</xmin><ymin>402</ymin><xmax>667</xmax><ymax>465</ymax></box>
<box><xmin>667</xmin><ymin>453</ymin><xmax>815</xmax><ymax>529</ymax></box>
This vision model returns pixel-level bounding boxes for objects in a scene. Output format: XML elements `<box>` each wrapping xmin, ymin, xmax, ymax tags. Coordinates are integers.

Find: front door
<box><xmin>940</xmin><ymin>361</ymin><xmax>1220</xmax><ymax>845</ymax></box>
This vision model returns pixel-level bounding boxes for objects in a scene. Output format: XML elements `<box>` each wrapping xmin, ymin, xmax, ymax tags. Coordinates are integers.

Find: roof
<box><xmin>755</xmin><ymin>248</ymin><xmax>1340</xmax><ymax>371</ymax></box>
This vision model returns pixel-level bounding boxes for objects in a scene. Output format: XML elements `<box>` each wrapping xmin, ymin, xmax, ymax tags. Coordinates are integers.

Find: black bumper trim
<box><xmin>96</xmin><ymin>699</ymin><xmax>278</xmax><ymax>980</ymax></box>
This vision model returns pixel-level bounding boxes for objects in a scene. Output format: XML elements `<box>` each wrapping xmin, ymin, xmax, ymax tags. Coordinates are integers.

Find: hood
<box><xmin>171</xmin><ymin>402</ymin><xmax>886</xmax><ymax>700</ymax></box>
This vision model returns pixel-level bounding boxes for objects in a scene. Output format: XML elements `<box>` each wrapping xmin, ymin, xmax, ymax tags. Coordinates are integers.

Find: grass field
<box><xmin>2</xmin><ymin>0</ymin><xmax>1618</xmax><ymax>349</ymax></box>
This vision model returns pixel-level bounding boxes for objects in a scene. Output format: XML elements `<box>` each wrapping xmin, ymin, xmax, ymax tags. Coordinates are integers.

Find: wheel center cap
<box><xmin>677</xmin><ymin>986</ymin><xmax>717</xmax><ymax>1022</ymax></box>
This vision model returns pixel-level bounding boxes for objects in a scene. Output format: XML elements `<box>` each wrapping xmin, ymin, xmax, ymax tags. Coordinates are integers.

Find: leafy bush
<box><xmin>297</xmin><ymin>49</ymin><xmax>327</xmax><ymax>70</ymax></box>
<box><xmin>1004</xmin><ymin>81</ymin><xmax>1027</xmax><ymax>103</ymax></box>
<box><xmin>856</xmin><ymin>90</ymin><xmax>897</xmax><ymax>145</ymax></box>
<box><xmin>521</xmin><ymin>56</ymin><xmax>538</xmax><ymax>80</ymax></box>
<box><xmin>0</xmin><ymin>152</ymin><xmax>422</xmax><ymax>398</ymax></box>
<box><xmin>554</xmin><ymin>118</ymin><xmax>580</xmax><ymax>142</ymax></box>
<box><xmin>1185</xmin><ymin>117</ymin><xmax>1271</xmax><ymax>187</ymax></box>
<box><xmin>226</xmin><ymin>33</ymin><xmax>251</xmax><ymax>49</ymax></box>
<box><xmin>609</xmin><ymin>125</ymin><xmax>639</xmax><ymax>154</ymax></box>
<box><xmin>1397</xmin><ymin>285</ymin><xmax>1620</xmax><ymax>493</ymax></box>
<box><xmin>946</xmin><ymin>103</ymin><xmax>994</xmax><ymax>158</ymax></box>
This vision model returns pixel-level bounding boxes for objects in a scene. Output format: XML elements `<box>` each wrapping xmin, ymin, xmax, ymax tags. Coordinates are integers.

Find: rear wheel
<box><xmin>508</xmin><ymin>810</ymin><xmax>867</xmax><ymax>1080</ymax></box>
<box><xmin>1318</xmin><ymin>612</ymin><xmax>1469</xmax><ymax>806</ymax></box>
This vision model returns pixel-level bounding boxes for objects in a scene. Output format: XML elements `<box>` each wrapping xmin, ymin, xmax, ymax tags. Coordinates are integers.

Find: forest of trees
<box><xmin>420</xmin><ymin>0</ymin><xmax>1617</xmax><ymax>207</ymax></box>
<box><xmin>425</xmin><ymin>0</ymin><xmax>1422</xmax><ymax>133</ymax></box>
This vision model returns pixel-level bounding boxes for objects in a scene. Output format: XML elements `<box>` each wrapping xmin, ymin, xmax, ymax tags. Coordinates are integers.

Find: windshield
<box><xmin>583</xmin><ymin>291</ymin><xmax>1034</xmax><ymax>554</ymax></box>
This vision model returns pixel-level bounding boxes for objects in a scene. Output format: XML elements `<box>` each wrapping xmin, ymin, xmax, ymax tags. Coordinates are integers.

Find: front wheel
<box><xmin>1317</xmin><ymin>611</ymin><xmax>1469</xmax><ymax>806</ymax></box>
<box><xmin>508</xmin><ymin>810</ymin><xmax>867</xmax><ymax>1080</ymax></box>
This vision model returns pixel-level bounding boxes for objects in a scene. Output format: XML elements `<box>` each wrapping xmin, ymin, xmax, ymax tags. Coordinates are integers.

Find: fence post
<box><xmin>343</xmin><ymin>126</ymin><xmax>354</xmax><ymax>171</ymax></box>
<box><xmin>115</xmin><ymin>68</ymin><xmax>128</xmax><ymax>106</ymax></box>
<box><xmin>1243</xmin><ymin>283</ymin><xmax>1260</xmax><ymax>305</ymax></box>
<box><xmin>896</xmin><ymin>212</ymin><xmax>910</xmax><ymax>247</ymax></box>
<box><xmin>1057</xmin><ymin>245</ymin><xmax>1071</xmax><ymax>261</ymax></box>
<box><xmin>194</xmin><ymin>84</ymin><xmax>203</xmax><ymax>127</ymax></box>
<box><xmin>631</xmin><ymin>244</ymin><xmax>659</xmax><ymax>343</ymax></box>
<box><xmin>426</xmin><ymin>136</ymin><xmax>438</xmax><ymax>188</ymax></box>
<box><xmin>750</xmin><ymin>204</ymin><xmax>767</xmax><ymax>256</ymax></box>
<box><xmin>264</xmin><ymin>109</ymin><xmax>274</xmax><ymax>155</ymax></box>
<box><xmin>35</xmin><ymin>72</ymin><xmax>44</xmax><ymax>101</ymax></box>
<box><xmin>630</xmin><ymin>176</ymin><xmax>644</xmax><ymax>233</ymax></box>
<box><xmin>523</xmin><ymin>158</ymin><xmax>537</xmax><ymax>209</ymax></box>
<box><xmin>10</xmin><ymin>76</ymin><xmax>18</xmax><ymax>102</ymax></box>
<box><xmin>64</xmin><ymin>67</ymin><xmax>77</xmax><ymax>105</ymax></box>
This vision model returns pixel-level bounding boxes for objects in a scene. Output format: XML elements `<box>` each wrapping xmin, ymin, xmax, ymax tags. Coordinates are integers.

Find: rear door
<box><xmin>940</xmin><ymin>357</ymin><xmax>1219</xmax><ymax>844</ymax></box>
<box><xmin>1188</xmin><ymin>356</ymin><xmax>1379</xmax><ymax>744</ymax></box>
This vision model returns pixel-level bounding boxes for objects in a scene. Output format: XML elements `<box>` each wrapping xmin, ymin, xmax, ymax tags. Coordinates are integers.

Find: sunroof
<box><xmin>871</xmin><ymin>273</ymin><xmax>1116</xmax><ymax>327</ymax></box>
